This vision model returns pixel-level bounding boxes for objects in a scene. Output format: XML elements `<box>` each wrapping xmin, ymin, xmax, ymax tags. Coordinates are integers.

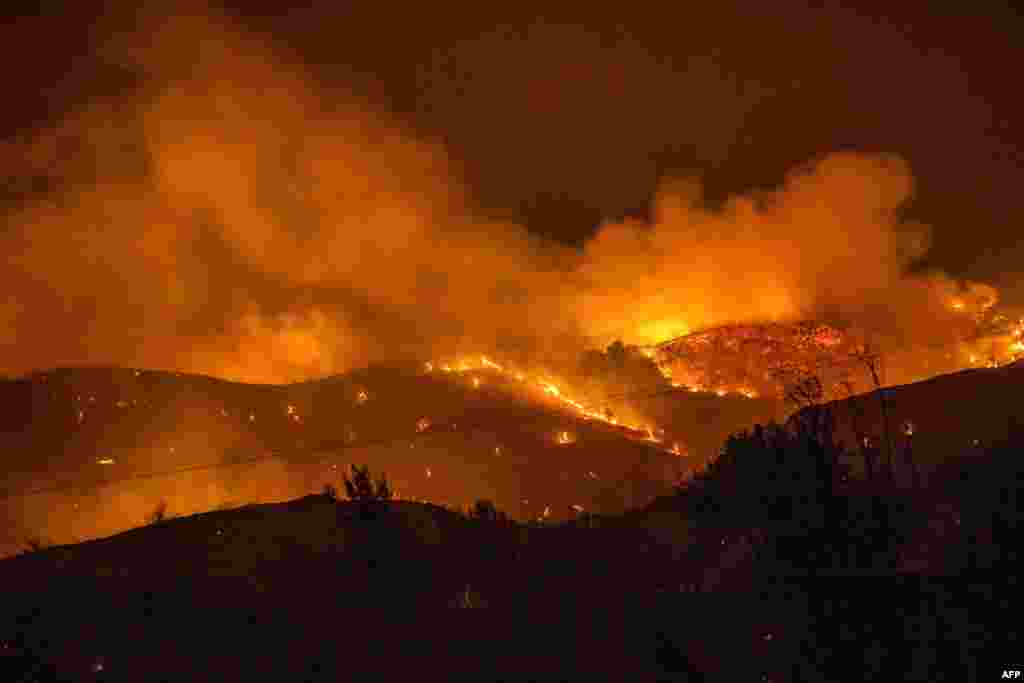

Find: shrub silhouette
<box><xmin>342</xmin><ymin>464</ymin><xmax>392</xmax><ymax>521</ymax></box>
<box><xmin>676</xmin><ymin>416</ymin><xmax>913</xmax><ymax>573</ymax></box>
<box><xmin>469</xmin><ymin>499</ymin><xmax>507</xmax><ymax>523</ymax></box>
<box><xmin>148</xmin><ymin>500</ymin><xmax>169</xmax><ymax>525</ymax></box>
<box><xmin>343</xmin><ymin>464</ymin><xmax>392</xmax><ymax>502</ymax></box>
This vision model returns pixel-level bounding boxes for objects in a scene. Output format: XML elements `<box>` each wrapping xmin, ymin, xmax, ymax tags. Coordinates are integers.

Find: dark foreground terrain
<box><xmin>1</xmin><ymin>432</ymin><xmax>1018</xmax><ymax>681</ymax></box>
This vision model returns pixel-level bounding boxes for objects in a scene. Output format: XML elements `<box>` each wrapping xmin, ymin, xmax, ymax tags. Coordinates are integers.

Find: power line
<box><xmin>0</xmin><ymin>431</ymin><xmax>433</xmax><ymax>502</ymax></box>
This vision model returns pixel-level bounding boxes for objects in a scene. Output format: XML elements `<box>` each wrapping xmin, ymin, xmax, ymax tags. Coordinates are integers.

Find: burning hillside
<box><xmin>0</xmin><ymin>363</ymin><xmax>687</xmax><ymax>558</ymax></box>
<box><xmin>0</xmin><ymin>6</ymin><xmax>1018</xmax><ymax>409</ymax></box>
<box><xmin>643</xmin><ymin>307</ymin><xmax>1024</xmax><ymax>403</ymax></box>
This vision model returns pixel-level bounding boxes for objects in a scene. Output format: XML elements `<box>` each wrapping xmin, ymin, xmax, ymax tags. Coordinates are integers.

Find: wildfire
<box><xmin>432</xmin><ymin>355</ymin><xmax>664</xmax><ymax>438</ymax></box>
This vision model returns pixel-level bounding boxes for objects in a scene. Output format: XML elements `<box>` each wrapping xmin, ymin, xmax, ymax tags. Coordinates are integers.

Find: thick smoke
<box><xmin>0</xmin><ymin>6</ymin><xmax>1006</xmax><ymax>387</ymax></box>
<box><xmin>1</xmin><ymin>8</ymin><xmax>575</xmax><ymax>382</ymax></box>
<box><xmin>572</xmin><ymin>154</ymin><xmax>1008</xmax><ymax>384</ymax></box>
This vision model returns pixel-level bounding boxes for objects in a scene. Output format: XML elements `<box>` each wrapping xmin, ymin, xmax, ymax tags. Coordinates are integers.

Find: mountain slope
<box><xmin>0</xmin><ymin>363</ymin><xmax>685</xmax><ymax>557</ymax></box>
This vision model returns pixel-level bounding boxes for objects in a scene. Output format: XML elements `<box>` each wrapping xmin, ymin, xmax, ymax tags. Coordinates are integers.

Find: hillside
<box><xmin>790</xmin><ymin>358</ymin><xmax>1024</xmax><ymax>480</ymax></box>
<box><xmin>1</xmin><ymin>363</ymin><xmax>709</xmax><ymax>557</ymax></box>
<box><xmin>1</xmin><ymin>357</ymin><xmax>1020</xmax><ymax>679</ymax></box>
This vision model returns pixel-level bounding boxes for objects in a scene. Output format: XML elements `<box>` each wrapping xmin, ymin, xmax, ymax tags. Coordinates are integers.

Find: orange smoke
<box><xmin>0</xmin><ymin>5</ymin><xmax>1014</xmax><ymax>394</ymax></box>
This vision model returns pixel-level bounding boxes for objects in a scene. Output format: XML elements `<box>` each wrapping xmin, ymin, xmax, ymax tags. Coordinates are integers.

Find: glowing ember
<box><xmin>97</xmin><ymin>458</ymin><xmax>115</xmax><ymax>465</ymax></box>
<box><xmin>480</xmin><ymin>356</ymin><xmax>503</xmax><ymax>370</ymax></box>
<box><xmin>356</xmin><ymin>390</ymin><xmax>369</xmax><ymax>404</ymax></box>
<box><xmin>425</xmin><ymin>467</ymin><xmax>432</xmax><ymax>478</ymax></box>
<box><xmin>416</xmin><ymin>417</ymin><xmax>431</xmax><ymax>432</ymax></box>
<box><xmin>472</xmin><ymin>377</ymin><xmax>481</xmax><ymax>389</ymax></box>
<box><xmin>670</xmin><ymin>443</ymin><xmax>683</xmax><ymax>456</ymax></box>
<box><xmin>249</xmin><ymin>412</ymin><xmax>256</xmax><ymax>422</ymax></box>
<box><xmin>556</xmin><ymin>430</ymin><xmax>574</xmax><ymax>445</ymax></box>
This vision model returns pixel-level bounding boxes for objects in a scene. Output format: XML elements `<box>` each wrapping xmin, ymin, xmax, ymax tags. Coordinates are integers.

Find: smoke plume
<box><xmin>0</xmin><ymin>6</ymin><xmax>1008</xmax><ymax>388</ymax></box>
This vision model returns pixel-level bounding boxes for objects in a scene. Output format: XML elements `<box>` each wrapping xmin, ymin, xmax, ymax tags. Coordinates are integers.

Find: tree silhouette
<box><xmin>469</xmin><ymin>499</ymin><xmax>507</xmax><ymax>523</ymax></box>
<box><xmin>343</xmin><ymin>464</ymin><xmax>392</xmax><ymax>502</ymax></box>
<box><xmin>342</xmin><ymin>464</ymin><xmax>392</xmax><ymax>520</ymax></box>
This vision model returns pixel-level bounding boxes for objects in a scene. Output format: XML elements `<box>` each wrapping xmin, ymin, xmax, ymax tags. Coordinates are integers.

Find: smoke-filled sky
<box><xmin>1</xmin><ymin>1</ymin><xmax>1021</xmax><ymax>382</ymax></box>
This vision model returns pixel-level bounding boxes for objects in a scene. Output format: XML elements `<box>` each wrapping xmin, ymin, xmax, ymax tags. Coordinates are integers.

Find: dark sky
<box><xmin>2</xmin><ymin>0</ymin><xmax>1022</xmax><ymax>299</ymax></box>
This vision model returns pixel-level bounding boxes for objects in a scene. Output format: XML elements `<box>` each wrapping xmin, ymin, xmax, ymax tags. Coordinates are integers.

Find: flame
<box><xmin>480</xmin><ymin>356</ymin><xmax>503</xmax><ymax>371</ymax></box>
<box><xmin>433</xmin><ymin>355</ymin><xmax>668</xmax><ymax>439</ymax></box>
